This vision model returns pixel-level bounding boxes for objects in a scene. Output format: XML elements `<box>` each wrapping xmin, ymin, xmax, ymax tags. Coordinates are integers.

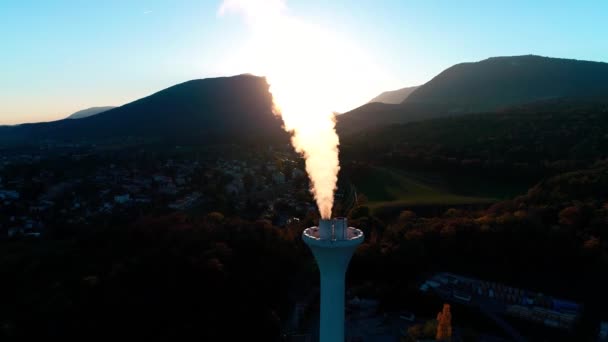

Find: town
<box><xmin>0</xmin><ymin>142</ymin><xmax>320</xmax><ymax>239</ymax></box>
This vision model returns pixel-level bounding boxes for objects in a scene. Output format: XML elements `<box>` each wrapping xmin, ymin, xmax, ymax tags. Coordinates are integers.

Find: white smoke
<box><xmin>219</xmin><ymin>0</ymin><xmax>394</xmax><ymax>218</ymax></box>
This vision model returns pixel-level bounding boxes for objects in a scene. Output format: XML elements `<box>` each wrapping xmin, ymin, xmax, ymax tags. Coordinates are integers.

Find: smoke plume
<box><xmin>219</xmin><ymin>0</ymin><xmax>393</xmax><ymax>218</ymax></box>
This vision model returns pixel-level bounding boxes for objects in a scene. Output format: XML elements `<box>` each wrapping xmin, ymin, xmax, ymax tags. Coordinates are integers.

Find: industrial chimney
<box><xmin>303</xmin><ymin>217</ymin><xmax>364</xmax><ymax>342</ymax></box>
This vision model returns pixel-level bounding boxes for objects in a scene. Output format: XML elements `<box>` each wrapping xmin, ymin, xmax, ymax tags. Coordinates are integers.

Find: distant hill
<box><xmin>405</xmin><ymin>55</ymin><xmax>608</xmax><ymax>111</ymax></box>
<box><xmin>368</xmin><ymin>86</ymin><xmax>418</xmax><ymax>104</ymax></box>
<box><xmin>0</xmin><ymin>75</ymin><xmax>288</xmax><ymax>146</ymax></box>
<box><xmin>67</xmin><ymin>106</ymin><xmax>116</xmax><ymax>119</ymax></box>
<box><xmin>339</xmin><ymin>55</ymin><xmax>608</xmax><ymax>133</ymax></box>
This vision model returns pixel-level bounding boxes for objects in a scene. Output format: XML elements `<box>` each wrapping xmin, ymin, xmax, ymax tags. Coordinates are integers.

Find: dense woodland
<box><xmin>2</xmin><ymin>159</ymin><xmax>608</xmax><ymax>340</ymax></box>
<box><xmin>343</xmin><ymin>99</ymin><xmax>608</xmax><ymax>183</ymax></box>
<box><xmin>0</xmin><ymin>214</ymin><xmax>312</xmax><ymax>340</ymax></box>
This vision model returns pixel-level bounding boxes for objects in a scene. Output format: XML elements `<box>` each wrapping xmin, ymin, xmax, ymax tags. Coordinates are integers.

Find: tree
<box><xmin>350</xmin><ymin>206</ymin><xmax>370</xmax><ymax>219</ymax></box>
<box><xmin>406</xmin><ymin>324</ymin><xmax>423</xmax><ymax>340</ymax></box>
<box><xmin>207</xmin><ymin>211</ymin><xmax>225</xmax><ymax>223</ymax></box>
<box><xmin>398</xmin><ymin>210</ymin><xmax>417</xmax><ymax>224</ymax></box>
<box><xmin>558</xmin><ymin>205</ymin><xmax>582</xmax><ymax>227</ymax></box>
<box><xmin>421</xmin><ymin>319</ymin><xmax>437</xmax><ymax>338</ymax></box>
<box><xmin>436</xmin><ymin>304</ymin><xmax>452</xmax><ymax>341</ymax></box>
<box><xmin>243</xmin><ymin>173</ymin><xmax>255</xmax><ymax>193</ymax></box>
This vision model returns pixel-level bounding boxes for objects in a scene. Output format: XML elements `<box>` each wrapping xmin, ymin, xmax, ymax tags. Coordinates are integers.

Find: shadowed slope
<box><xmin>338</xmin><ymin>55</ymin><xmax>608</xmax><ymax>134</ymax></box>
<box><xmin>405</xmin><ymin>55</ymin><xmax>608</xmax><ymax>112</ymax></box>
<box><xmin>1</xmin><ymin>75</ymin><xmax>287</xmax><ymax>145</ymax></box>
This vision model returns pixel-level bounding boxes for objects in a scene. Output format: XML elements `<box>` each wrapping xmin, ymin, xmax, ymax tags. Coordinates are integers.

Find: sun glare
<box><xmin>220</xmin><ymin>0</ymin><xmax>394</xmax><ymax>217</ymax></box>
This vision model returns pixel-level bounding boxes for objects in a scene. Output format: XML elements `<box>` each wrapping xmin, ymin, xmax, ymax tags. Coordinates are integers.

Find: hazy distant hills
<box><xmin>1</xmin><ymin>75</ymin><xmax>288</xmax><ymax>146</ymax></box>
<box><xmin>67</xmin><ymin>106</ymin><xmax>116</xmax><ymax>119</ymax></box>
<box><xmin>368</xmin><ymin>86</ymin><xmax>418</xmax><ymax>104</ymax></box>
<box><xmin>339</xmin><ymin>55</ymin><xmax>608</xmax><ymax>133</ymax></box>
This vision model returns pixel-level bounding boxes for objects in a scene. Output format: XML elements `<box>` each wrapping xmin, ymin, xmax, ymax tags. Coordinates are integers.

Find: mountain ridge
<box><xmin>338</xmin><ymin>55</ymin><xmax>608</xmax><ymax>133</ymax></box>
<box><xmin>0</xmin><ymin>75</ymin><xmax>288</xmax><ymax>146</ymax></box>
<box><xmin>4</xmin><ymin>55</ymin><xmax>608</xmax><ymax>145</ymax></box>
<box><xmin>404</xmin><ymin>54</ymin><xmax>608</xmax><ymax>111</ymax></box>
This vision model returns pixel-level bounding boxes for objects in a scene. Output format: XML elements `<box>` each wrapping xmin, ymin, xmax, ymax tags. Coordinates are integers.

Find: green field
<box><xmin>353</xmin><ymin>167</ymin><xmax>500</xmax><ymax>212</ymax></box>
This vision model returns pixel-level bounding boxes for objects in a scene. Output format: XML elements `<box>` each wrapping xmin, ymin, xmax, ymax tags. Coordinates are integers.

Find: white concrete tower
<box><xmin>303</xmin><ymin>217</ymin><xmax>364</xmax><ymax>342</ymax></box>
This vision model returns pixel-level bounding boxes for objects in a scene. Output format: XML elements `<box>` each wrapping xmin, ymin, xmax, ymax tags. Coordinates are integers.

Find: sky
<box><xmin>1</xmin><ymin>0</ymin><xmax>606</xmax><ymax>125</ymax></box>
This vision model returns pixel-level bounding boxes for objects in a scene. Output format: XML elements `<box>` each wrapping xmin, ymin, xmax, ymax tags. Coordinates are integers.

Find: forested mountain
<box><xmin>339</xmin><ymin>55</ymin><xmax>608</xmax><ymax>133</ymax></box>
<box><xmin>0</xmin><ymin>75</ymin><xmax>287</xmax><ymax>146</ymax></box>
<box><xmin>405</xmin><ymin>55</ymin><xmax>608</xmax><ymax>111</ymax></box>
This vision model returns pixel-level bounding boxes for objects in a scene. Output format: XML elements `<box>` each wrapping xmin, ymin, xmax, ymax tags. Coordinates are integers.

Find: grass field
<box><xmin>353</xmin><ymin>167</ymin><xmax>500</xmax><ymax>212</ymax></box>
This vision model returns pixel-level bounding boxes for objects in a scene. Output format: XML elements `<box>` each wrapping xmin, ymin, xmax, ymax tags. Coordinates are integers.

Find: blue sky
<box><xmin>1</xmin><ymin>0</ymin><xmax>606</xmax><ymax>124</ymax></box>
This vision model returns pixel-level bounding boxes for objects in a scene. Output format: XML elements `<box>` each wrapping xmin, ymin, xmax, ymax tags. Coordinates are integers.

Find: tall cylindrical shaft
<box><xmin>319</xmin><ymin>270</ymin><xmax>346</xmax><ymax>341</ymax></box>
<box><xmin>303</xmin><ymin>220</ymin><xmax>363</xmax><ymax>342</ymax></box>
<box><xmin>307</xmin><ymin>242</ymin><xmax>359</xmax><ymax>342</ymax></box>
